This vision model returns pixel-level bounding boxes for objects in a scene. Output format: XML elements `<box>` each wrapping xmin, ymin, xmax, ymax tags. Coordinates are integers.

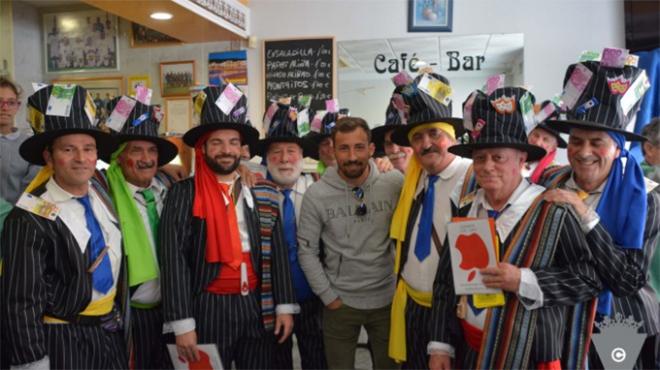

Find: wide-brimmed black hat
<box><xmin>182</xmin><ymin>85</ymin><xmax>259</xmax><ymax>154</ymax></box>
<box><xmin>257</xmin><ymin>102</ymin><xmax>315</xmax><ymax>158</ymax></box>
<box><xmin>547</xmin><ymin>60</ymin><xmax>647</xmax><ymax>141</ymax></box>
<box><xmin>107</xmin><ymin>96</ymin><xmax>178</xmax><ymax>166</ymax></box>
<box><xmin>20</xmin><ymin>84</ymin><xmax>116</xmax><ymax>165</ymax></box>
<box><xmin>372</xmin><ymin>86</ymin><xmax>408</xmax><ymax>154</ymax></box>
<box><xmin>304</xmin><ymin>111</ymin><xmax>341</xmax><ymax>160</ymax></box>
<box><xmin>448</xmin><ymin>87</ymin><xmax>546</xmax><ymax>162</ymax></box>
<box><xmin>530</xmin><ymin>100</ymin><xmax>567</xmax><ymax>148</ymax></box>
<box><xmin>391</xmin><ymin>73</ymin><xmax>464</xmax><ymax>146</ymax></box>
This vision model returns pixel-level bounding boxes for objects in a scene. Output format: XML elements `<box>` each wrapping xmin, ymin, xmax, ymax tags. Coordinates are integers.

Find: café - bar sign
<box><xmin>374</xmin><ymin>51</ymin><xmax>485</xmax><ymax>74</ymax></box>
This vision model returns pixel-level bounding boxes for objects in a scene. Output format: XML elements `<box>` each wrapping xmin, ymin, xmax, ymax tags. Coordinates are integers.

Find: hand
<box><xmin>274</xmin><ymin>313</ymin><xmax>294</xmax><ymax>343</ymax></box>
<box><xmin>237</xmin><ymin>163</ymin><xmax>257</xmax><ymax>188</ymax></box>
<box><xmin>429</xmin><ymin>352</ymin><xmax>452</xmax><ymax>370</ymax></box>
<box><xmin>326</xmin><ymin>298</ymin><xmax>343</xmax><ymax>310</ymax></box>
<box><xmin>481</xmin><ymin>262</ymin><xmax>521</xmax><ymax>293</ymax></box>
<box><xmin>543</xmin><ymin>189</ymin><xmax>589</xmax><ymax>219</ymax></box>
<box><xmin>374</xmin><ymin>157</ymin><xmax>394</xmax><ymax>173</ymax></box>
<box><xmin>159</xmin><ymin>164</ymin><xmax>187</xmax><ymax>181</ymax></box>
<box><xmin>175</xmin><ymin>330</ymin><xmax>200</xmax><ymax>363</ymax></box>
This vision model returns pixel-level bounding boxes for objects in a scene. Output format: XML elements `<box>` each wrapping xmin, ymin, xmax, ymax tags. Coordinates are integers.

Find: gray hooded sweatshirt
<box><xmin>297</xmin><ymin>160</ymin><xmax>403</xmax><ymax>310</ymax></box>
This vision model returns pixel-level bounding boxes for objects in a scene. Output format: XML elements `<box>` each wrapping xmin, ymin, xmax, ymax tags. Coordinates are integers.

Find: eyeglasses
<box><xmin>352</xmin><ymin>187</ymin><xmax>367</xmax><ymax>216</ymax></box>
<box><xmin>0</xmin><ymin>100</ymin><xmax>20</xmax><ymax>108</ymax></box>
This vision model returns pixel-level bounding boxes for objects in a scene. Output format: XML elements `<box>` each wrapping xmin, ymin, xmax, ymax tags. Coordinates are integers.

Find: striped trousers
<box><xmin>44</xmin><ymin>323</ymin><xmax>127</xmax><ymax>369</ymax></box>
<box><xmin>131</xmin><ymin>306</ymin><xmax>174</xmax><ymax>369</ymax></box>
<box><xmin>402</xmin><ymin>296</ymin><xmax>432</xmax><ymax>370</ymax></box>
<box><xmin>272</xmin><ymin>297</ymin><xmax>327</xmax><ymax>370</ymax></box>
<box><xmin>194</xmin><ymin>291</ymin><xmax>272</xmax><ymax>370</ymax></box>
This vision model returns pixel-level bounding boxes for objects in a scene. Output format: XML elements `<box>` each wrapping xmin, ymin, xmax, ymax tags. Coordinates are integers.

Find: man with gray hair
<box><xmin>641</xmin><ymin>117</ymin><xmax>660</xmax><ymax>183</ymax></box>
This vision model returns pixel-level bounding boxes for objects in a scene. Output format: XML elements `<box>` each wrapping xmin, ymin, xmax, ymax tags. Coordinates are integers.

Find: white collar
<box><xmin>415</xmin><ymin>156</ymin><xmax>466</xmax><ymax>197</ymax></box>
<box><xmin>46</xmin><ymin>177</ymin><xmax>87</xmax><ymax>202</ymax></box>
<box><xmin>0</xmin><ymin>128</ymin><xmax>21</xmax><ymax>140</ymax></box>
<box><xmin>126</xmin><ymin>177</ymin><xmax>166</xmax><ymax>198</ymax></box>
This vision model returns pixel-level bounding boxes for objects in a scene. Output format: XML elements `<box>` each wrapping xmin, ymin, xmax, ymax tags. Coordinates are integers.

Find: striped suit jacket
<box><xmin>0</xmin><ymin>179</ymin><xmax>127</xmax><ymax>366</ymax></box>
<box><xmin>159</xmin><ymin>177</ymin><xmax>295</xmax><ymax>329</ymax></box>
<box><xmin>431</xmin><ymin>194</ymin><xmax>602</xmax><ymax>364</ymax></box>
<box><xmin>541</xmin><ymin>166</ymin><xmax>660</xmax><ymax>336</ymax></box>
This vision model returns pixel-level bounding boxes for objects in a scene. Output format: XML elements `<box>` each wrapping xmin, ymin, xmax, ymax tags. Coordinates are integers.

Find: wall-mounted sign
<box><xmin>446</xmin><ymin>51</ymin><xmax>485</xmax><ymax>71</ymax></box>
<box><xmin>190</xmin><ymin>0</ymin><xmax>248</xmax><ymax>32</ymax></box>
<box><xmin>373</xmin><ymin>51</ymin><xmax>485</xmax><ymax>74</ymax></box>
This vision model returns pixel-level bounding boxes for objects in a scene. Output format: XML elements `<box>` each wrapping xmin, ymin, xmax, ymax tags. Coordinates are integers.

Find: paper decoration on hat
<box><xmin>607</xmin><ymin>75</ymin><xmax>632</xmax><ymax>95</ymax></box>
<box><xmin>106</xmin><ymin>96</ymin><xmax>137</xmax><ymax>132</ymax></box>
<box><xmin>625</xmin><ymin>54</ymin><xmax>639</xmax><ymax>67</ymax></box>
<box><xmin>534</xmin><ymin>100</ymin><xmax>558</xmax><ymax>124</ymax></box>
<box><xmin>325</xmin><ymin>98</ymin><xmax>339</xmax><ymax>113</ymax></box>
<box><xmin>561</xmin><ymin>63</ymin><xmax>593</xmax><ymax>109</ymax></box>
<box><xmin>215</xmin><ymin>83</ymin><xmax>243</xmax><ymax>115</ymax></box>
<box><xmin>32</xmin><ymin>82</ymin><xmax>48</xmax><ymax>92</ymax></box>
<box><xmin>263</xmin><ymin>101</ymin><xmax>279</xmax><ymax>133</ymax></box>
<box><xmin>46</xmin><ymin>84</ymin><xmax>76</xmax><ymax>117</ymax></box>
<box><xmin>490</xmin><ymin>95</ymin><xmax>516</xmax><ymax>114</ymax></box>
<box><xmin>297</xmin><ymin>109</ymin><xmax>310</xmax><ymax>137</ymax></box>
<box><xmin>621</xmin><ymin>69</ymin><xmax>650</xmax><ymax>115</ymax></box>
<box><xmin>519</xmin><ymin>91</ymin><xmax>535</xmax><ymax>133</ymax></box>
<box><xmin>392</xmin><ymin>71</ymin><xmax>414</xmax><ymax>87</ymax></box>
<box><xmin>27</xmin><ymin>105</ymin><xmax>45</xmax><ymax>133</ymax></box>
<box><xmin>297</xmin><ymin>95</ymin><xmax>312</xmax><ymax>109</ymax></box>
<box><xmin>311</xmin><ymin>110</ymin><xmax>326</xmax><ymax>133</ymax></box>
<box><xmin>484</xmin><ymin>74</ymin><xmax>505</xmax><ymax>95</ymax></box>
<box><xmin>601</xmin><ymin>47</ymin><xmax>629</xmax><ymax>68</ymax></box>
<box><xmin>417</xmin><ymin>73</ymin><xmax>452</xmax><ymax>106</ymax></box>
<box><xmin>471</xmin><ymin>118</ymin><xmax>487</xmax><ymax>140</ymax></box>
<box><xmin>193</xmin><ymin>91</ymin><xmax>207</xmax><ymax>116</ymax></box>
<box><xmin>84</xmin><ymin>91</ymin><xmax>97</xmax><ymax>126</ymax></box>
<box><xmin>152</xmin><ymin>106</ymin><xmax>164</xmax><ymax>123</ymax></box>
<box><xmin>579</xmin><ymin>50</ymin><xmax>601</xmax><ymax>62</ymax></box>
<box><xmin>134</xmin><ymin>85</ymin><xmax>153</xmax><ymax>105</ymax></box>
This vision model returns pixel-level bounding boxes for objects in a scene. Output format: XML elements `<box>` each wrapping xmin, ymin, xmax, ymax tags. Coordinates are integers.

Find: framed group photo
<box><xmin>160</xmin><ymin>60</ymin><xmax>196</xmax><ymax>97</ymax></box>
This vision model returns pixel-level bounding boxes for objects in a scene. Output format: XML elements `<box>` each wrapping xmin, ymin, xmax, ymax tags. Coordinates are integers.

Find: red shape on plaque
<box><xmin>456</xmin><ymin>233</ymin><xmax>489</xmax><ymax>282</ymax></box>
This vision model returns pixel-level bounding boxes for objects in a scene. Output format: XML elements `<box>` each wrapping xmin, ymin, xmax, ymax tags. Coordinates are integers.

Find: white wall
<box><xmin>246</xmin><ymin>0</ymin><xmax>625</xmax><ymax>131</ymax></box>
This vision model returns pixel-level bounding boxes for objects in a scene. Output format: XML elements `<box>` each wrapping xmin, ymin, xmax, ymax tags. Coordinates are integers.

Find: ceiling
<box><xmin>338</xmin><ymin>33</ymin><xmax>524</xmax><ymax>81</ymax></box>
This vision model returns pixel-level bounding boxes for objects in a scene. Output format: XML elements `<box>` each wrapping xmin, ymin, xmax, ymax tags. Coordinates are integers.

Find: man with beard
<box><xmin>101</xmin><ymin>96</ymin><xmax>179</xmax><ymax>369</ymax></box>
<box><xmin>386</xmin><ymin>73</ymin><xmax>470</xmax><ymax>369</ymax></box>
<box><xmin>1</xmin><ymin>85</ymin><xmax>127</xmax><ymax>369</ymax></box>
<box><xmin>258</xmin><ymin>103</ymin><xmax>327</xmax><ymax>370</ymax></box>
<box><xmin>372</xmin><ymin>91</ymin><xmax>414</xmax><ymax>173</ymax></box>
<box><xmin>298</xmin><ymin>117</ymin><xmax>403</xmax><ymax>370</ymax></box>
<box><xmin>541</xmin><ymin>60</ymin><xmax>658</xmax><ymax>369</ymax></box>
<box><xmin>159</xmin><ymin>85</ymin><xmax>296</xmax><ymax>369</ymax></box>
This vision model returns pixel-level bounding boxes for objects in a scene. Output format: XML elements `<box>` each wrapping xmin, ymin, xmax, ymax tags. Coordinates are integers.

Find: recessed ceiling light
<box><xmin>150</xmin><ymin>12</ymin><xmax>173</xmax><ymax>20</ymax></box>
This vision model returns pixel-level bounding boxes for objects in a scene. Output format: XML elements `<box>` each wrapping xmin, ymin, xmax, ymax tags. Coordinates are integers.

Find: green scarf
<box><xmin>316</xmin><ymin>160</ymin><xmax>327</xmax><ymax>176</ymax></box>
<box><xmin>106</xmin><ymin>144</ymin><xmax>159</xmax><ymax>287</ymax></box>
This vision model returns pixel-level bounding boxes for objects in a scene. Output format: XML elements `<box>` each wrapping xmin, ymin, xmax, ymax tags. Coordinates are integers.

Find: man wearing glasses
<box><xmin>297</xmin><ymin>117</ymin><xmax>403</xmax><ymax>370</ymax></box>
<box><xmin>0</xmin><ymin>77</ymin><xmax>40</xmax><ymax>204</ymax></box>
<box><xmin>387</xmin><ymin>73</ymin><xmax>471</xmax><ymax>370</ymax></box>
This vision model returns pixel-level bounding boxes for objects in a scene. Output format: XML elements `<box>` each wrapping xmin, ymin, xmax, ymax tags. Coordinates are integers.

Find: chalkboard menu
<box><xmin>263</xmin><ymin>37</ymin><xmax>335</xmax><ymax>111</ymax></box>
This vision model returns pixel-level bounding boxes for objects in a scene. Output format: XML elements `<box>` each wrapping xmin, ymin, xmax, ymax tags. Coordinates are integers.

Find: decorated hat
<box><xmin>257</xmin><ymin>102</ymin><xmax>314</xmax><ymax>158</ymax></box>
<box><xmin>305</xmin><ymin>110</ymin><xmax>343</xmax><ymax>160</ymax></box>
<box><xmin>19</xmin><ymin>84</ymin><xmax>116</xmax><ymax>165</ymax></box>
<box><xmin>372</xmin><ymin>86</ymin><xmax>407</xmax><ymax>154</ymax></box>
<box><xmin>391</xmin><ymin>72</ymin><xmax>464</xmax><ymax>146</ymax></box>
<box><xmin>448</xmin><ymin>87</ymin><xmax>546</xmax><ymax>162</ymax></box>
<box><xmin>548</xmin><ymin>60</ymin><xmax>648</xmax><ymax>141</ymax></box>
<box><xmin>530</xmin><ymin>100</ymin><xmax>567</xmax><ymax>148</ymax></box>
<box><xmin>182</xmin><ymin>84</ymin><xmax>259</xmax><ymax>154</ymax></box>
<box><xmin>106</xmin><ymin>96</ymin><xmax>178</xmax><ymax>166</ymax></box>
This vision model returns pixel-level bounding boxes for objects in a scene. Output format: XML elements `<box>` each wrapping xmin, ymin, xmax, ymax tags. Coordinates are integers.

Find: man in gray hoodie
<box><xmin>298</xmin><ymin>117</ymin><xmax>403</xmax><ymax>370</ymax></box>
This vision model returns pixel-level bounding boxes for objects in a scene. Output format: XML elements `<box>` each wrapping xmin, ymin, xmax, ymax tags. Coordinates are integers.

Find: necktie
<box><xmin>77</xmin><ymin>195</ymin><xmax>113</xmax><ymax>294</ymax></box>
<box><xmin>414</xmin><ymin>175</ymin><xmax>439</xmax><ymax>262</ymax></box>
<box><xmin>139</xmin><ymin>188</ymin><xmax>160</xmax><ymax>247</ymax></box>
<box><xmin>281</xmin><ymin>189</ymin><xmax>297</xmax><ymax>248</ymax></box>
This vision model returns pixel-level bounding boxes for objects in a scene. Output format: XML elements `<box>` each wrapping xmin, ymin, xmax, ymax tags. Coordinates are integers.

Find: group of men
<box><xmin>1</xmin><ymin>52</ymin><xmax>658</xmax><ymax>370</ymax></box>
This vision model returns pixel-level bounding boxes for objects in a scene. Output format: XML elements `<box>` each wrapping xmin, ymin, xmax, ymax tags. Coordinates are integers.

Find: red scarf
<box><xmin>193</xmin><ymin>134</ymin><xmax>243</xmax><ymax>270</ymax></box>
<box><xmin>530</xmin><ymin>149</ymin><xmax>556</xmax><ymax>184</ymax></box>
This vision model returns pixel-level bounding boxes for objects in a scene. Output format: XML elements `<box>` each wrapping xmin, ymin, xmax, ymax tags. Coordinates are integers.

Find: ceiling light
<box><xmin>150</xmin><ymin>12</ymin><xmax>173</xmax><ymax>20</ymax></box>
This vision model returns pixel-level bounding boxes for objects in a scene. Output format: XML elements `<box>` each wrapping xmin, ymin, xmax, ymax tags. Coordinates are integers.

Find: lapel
<box><xmin>241</xmin><ymin>186</ymin><xmax>262</xmax><ymax>272</ymax></box>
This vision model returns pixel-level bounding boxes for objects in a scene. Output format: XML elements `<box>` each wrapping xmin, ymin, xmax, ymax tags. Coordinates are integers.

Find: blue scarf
<box><xmin>595</xmin><ymin>132</ymin><xmax>647</xmax><ymax>315</ymax></box>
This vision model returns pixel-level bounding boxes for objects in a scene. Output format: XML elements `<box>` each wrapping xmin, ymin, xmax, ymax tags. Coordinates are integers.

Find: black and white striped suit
<box><xmin>431</xmin><ymin>196</ymin><xmax>602</xmax><ymax>368</ymax></box>
<box><xmin>0</xmin><ymin>181</ymin><xmax>128</xmax><ymax>369</ymax></box>
<box><xmin>159</xmin><ymin>178</ymin><xmax>296</xmax><ymax>369</ymax></box>
<box><xmin>544</xmin><ymin>169</ymin><xmax>660</xmax><ymax>369</ymax></box>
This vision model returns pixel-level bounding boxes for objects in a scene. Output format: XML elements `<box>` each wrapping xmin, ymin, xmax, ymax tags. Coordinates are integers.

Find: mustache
<box><xmin>421</xmin><ymin>146</ymin><xmax>441</xmax><ymax>156</ymax></box>
<box><xmin>135</xmin><ymin>161</ymin><xmax>156</xmax><ymax>170</ymax></box>
<box><xmin>342</xmin><ymin>160</ymin><xmax>364</xmax><ymax>167</ymax></box>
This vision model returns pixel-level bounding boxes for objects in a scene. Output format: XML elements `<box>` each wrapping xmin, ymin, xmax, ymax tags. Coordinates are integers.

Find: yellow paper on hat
<box><xmin>27</xmin><ymin>105</ymin><xmax>45</xmax><ymax>133</ymax></box>
<box><xmin>427</xmin><ymin>78</ymin><xmax>452</xmax><ymax>105</ymax></box>
<box><xmin>84</xmin><ymin>92</ymin><xmax>97</xmax><ymax>125</ymax></box>
<box><xmin>194</xmin><ymin>91</ymin><xmax>207</xmax><ymax>116</ymax></box>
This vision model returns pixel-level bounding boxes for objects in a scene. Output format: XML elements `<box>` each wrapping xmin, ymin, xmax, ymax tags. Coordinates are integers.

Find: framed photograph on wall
<box><xmin>408</xmin><ymin>0</ymin><xmax>453</xmax><ymax>32</ymax></box>
<box><xmin>43</xmin><ymin>10</ymin><xmax>119</xmax><ymax>73</ymax></box>
<box><xmin>51</xmin><ymin>76</ymin><xmax>123</xmax><ymax>125</ymax></box>
<box><xmin>127</xmin><ymin>75</ymin><xmax>151</xmax><ymax>96</ymax></box>
<box><xmin>163</xmin><ymin>96</ymin><xmax>192</xmax><ymax>135</ymax></box>
<box><xmin>160</xmin><ymin>60</ymin><xmax>196</xmax><ymax>97</ymax></box>
<box><xmin>130</xmin><ymin>23</ymin><xmax>181</xmax><ymax>48</ymax></box>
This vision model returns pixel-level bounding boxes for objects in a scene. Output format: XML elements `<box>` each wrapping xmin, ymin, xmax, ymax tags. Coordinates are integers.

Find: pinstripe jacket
<box><xmin>541</xmin><ymin>166</ymin><xmax>660</xmax><ymax>336</ymax></box>
<box><xmin>159</xmin><ymin>177</ymin><xmax>296</xmax><ymax>330</ymax></box>
<box><xmin>431</xmin><ymin>190</ymin><xmax>602</xmax><ymax>364</ymax></box>
<box><xmin>0</xmin><ymin>178</ymin><xmax>127</xmax><ymax>366</ymax></box>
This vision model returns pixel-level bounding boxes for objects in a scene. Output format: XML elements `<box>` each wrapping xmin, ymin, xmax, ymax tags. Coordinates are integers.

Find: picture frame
<box><xmin>208</xmin><ymin>50</ymin><xmax>247</xmax><ymax>86</ymax></box>
<box><xmin>163</xmin><ymin>96</ymin><xmax>193</xmax><ymax>135</ymax></box>
<box><xmin>129</xmin><ymin>23</ymin><xmax>181</xmax><ymax>48</ymax></box>
<box><xmin>51</xmin><ymin>76</ymin><xmax>124</xmax><ymax>125</ymax></box>
<box><xmin>160</xmin><ymin>60</ymin><xmax>196</xmax><ymax>97</ymax></box>
<box><xmin>43</xmin><ymin>10</ymin><xmax>119</xmax><ymax>73</ymax></box>
<box><xmin>127</xmin><ymin>75</ymin><xmax>152</xmax><ymax>96</ymax></box>
<box><xmin>407</xmin><ymin>0</ymin><xmax>453</xmax><ymax>32</ymax></box>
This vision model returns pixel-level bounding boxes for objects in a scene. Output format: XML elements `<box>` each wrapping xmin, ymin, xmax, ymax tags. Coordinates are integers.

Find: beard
<box><xmin>338</xmin><ymin>159</ymin><xmax>368</xmax><ymax>179</ymax></box>
<box><xmin>268</xmin><ymin>159</ymin><xmax>304</xmax><ymax>187</ymax></box>
<box><xmin>204</xmin><ymin>152</ymin><xmax>240</xmax><ymax>175</ymax></box>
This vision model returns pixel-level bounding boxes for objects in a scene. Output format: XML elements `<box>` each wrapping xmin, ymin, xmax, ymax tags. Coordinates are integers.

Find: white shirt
<box><xmin>126</xmin><ymin>178</ymin><xmax>168</xmax><ymax>306</ymax></box>
<box><xmin>402</xmin><ymin>157</ymin><xmax>471</xmax><ymax>293</ymax></box>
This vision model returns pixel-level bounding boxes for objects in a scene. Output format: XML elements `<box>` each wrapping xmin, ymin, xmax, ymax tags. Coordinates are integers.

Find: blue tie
<box><xmin>281</xmin><ymin>189</ymin><xmax>297</xmax><ymax>248</ymax></box>
<box><xmin>281</xmin><ymin>189</ymin><xmax>314</xmax><ymax>302</ymax></box>
<box><xmin>77</xmin><ymin>195</ymin><xmax>113</xmax><ymax>294</ymax></box>
<box><xmin>414</xmin><ymin>175</ymin><xmax>439</xmax><ymax>262</ymax></box>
